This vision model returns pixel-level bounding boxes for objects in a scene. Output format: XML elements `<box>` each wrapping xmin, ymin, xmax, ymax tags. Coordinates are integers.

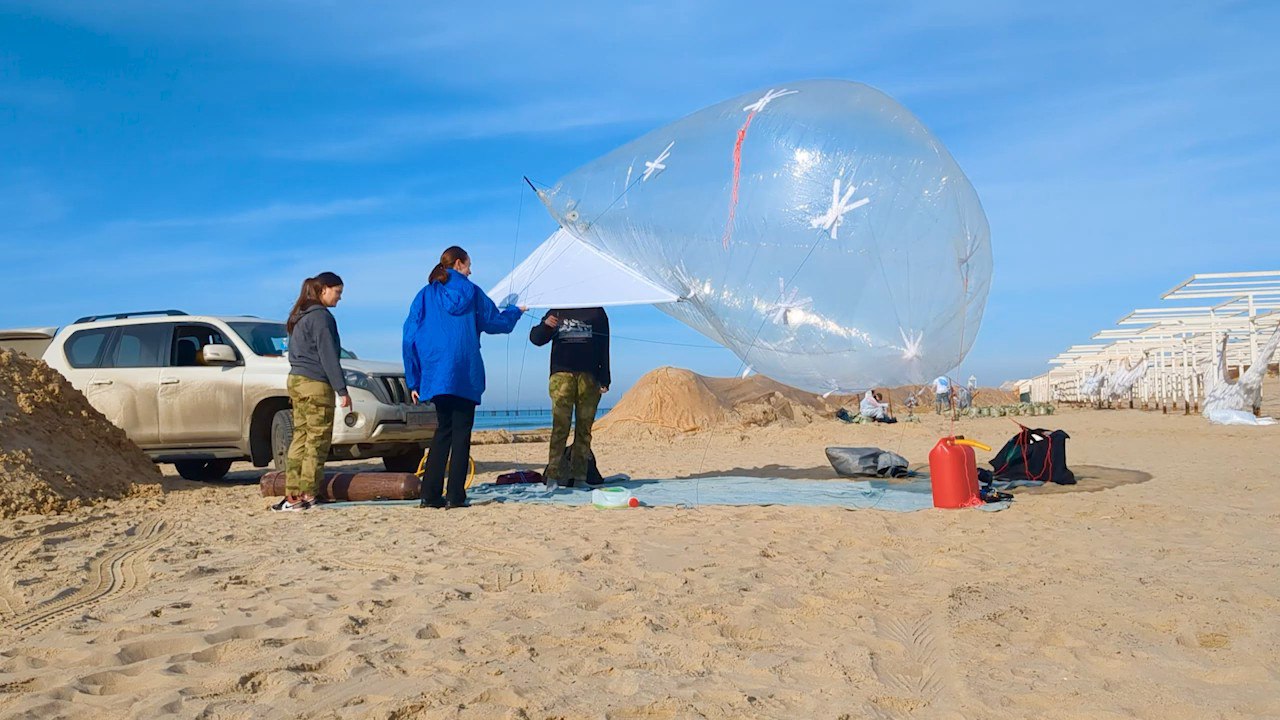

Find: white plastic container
<box><xmin>591</xmin><ymin>487</ymin><xmax>632</xmax><ymax>509</ymax></box>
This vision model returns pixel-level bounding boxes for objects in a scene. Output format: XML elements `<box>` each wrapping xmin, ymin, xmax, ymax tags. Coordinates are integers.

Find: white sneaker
<box><xmin>271</xmin><ymin>498</ymin><xmax>311</xmax><ymax>512</ymax></box>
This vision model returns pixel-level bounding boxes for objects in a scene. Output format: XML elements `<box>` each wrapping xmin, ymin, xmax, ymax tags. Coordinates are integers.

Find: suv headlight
<box><xmin>342</xmin><ymin>369</ymin><xmax>379</xmax><ymax>396</ymax></box>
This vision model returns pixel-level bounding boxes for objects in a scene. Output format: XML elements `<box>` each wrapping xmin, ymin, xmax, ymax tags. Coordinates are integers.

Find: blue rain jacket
<box><xmin>403</xmin><ymin>269</ymin><xmax>523</xmax><ymax>404</ymax></box>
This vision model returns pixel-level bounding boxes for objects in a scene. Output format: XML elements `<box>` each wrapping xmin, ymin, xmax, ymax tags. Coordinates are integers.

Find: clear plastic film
<box><xmin>537</xmin><ymin>79</ymin><xmax>991</xmax><ymax>393</ymax></box>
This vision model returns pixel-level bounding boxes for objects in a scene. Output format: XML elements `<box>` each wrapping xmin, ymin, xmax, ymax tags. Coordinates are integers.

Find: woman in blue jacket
<box><xmin>403</xmin><ymin>246</ymin><xmax>525</xmax><ymax>508</ymax></box>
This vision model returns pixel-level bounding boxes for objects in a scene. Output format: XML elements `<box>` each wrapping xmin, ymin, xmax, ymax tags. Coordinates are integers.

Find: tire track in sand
<box><xmin>7</xmin><ymin>518</ymin><xmax>173</xmax><ymax>635</ymax></box>
<box><xmin>0</xmin><ymin>516</ymin><xmax>112</xmax><ymax>621</ymax></box>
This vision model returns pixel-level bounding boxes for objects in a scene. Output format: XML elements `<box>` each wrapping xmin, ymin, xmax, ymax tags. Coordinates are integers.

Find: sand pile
<box><xmin>597</xmin><ymin>367</ymin><xmax>1025</xmax><ymax>435</ymax></box>
<box><xmin>596</xmin><ymin>367</ymin><xmax>836</xmax><ymax>435</ymax></box>
<box><xmin>0</xmin><ymin>349</ymin><xmax>160</xmax><ymax>517</ymax></box>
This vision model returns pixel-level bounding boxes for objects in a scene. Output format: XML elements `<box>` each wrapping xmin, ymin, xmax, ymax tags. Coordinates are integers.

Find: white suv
<box><xmin>2</xmin><ymin>310</ymin><xmax>436</xmax><ymax>480</ymax></box>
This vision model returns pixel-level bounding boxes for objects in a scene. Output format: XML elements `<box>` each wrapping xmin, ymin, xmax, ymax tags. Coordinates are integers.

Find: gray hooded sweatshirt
<box><xmin>288</xmin><ymin>304</ymin><xmax>348</xmax><ymax>396</ymax></box>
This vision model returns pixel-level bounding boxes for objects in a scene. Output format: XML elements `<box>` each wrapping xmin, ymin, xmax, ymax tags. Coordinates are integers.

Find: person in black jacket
<box><xmin>530</xmin><ymin>307</ymin><xmax>610</xmax><ymax>487</ymax></box>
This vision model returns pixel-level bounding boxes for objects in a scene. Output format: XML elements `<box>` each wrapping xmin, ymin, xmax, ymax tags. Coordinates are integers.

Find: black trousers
<box><xmin>422</xmin><ymin>394</ymin><xmax>477</xmax><ymax>505</ymax></box>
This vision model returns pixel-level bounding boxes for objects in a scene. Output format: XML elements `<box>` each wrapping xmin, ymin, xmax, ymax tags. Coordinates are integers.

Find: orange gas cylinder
<box><xmin>928</xmin><ymin>436</ymin><xmax>992</xmax><ymax>509</ymax></box>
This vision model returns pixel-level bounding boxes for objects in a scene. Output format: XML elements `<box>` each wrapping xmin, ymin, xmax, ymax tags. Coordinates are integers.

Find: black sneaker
<box><xmin>419</xmin><ymin>498</ymin><xmax>447</xmax><ymax>509</ymax></box>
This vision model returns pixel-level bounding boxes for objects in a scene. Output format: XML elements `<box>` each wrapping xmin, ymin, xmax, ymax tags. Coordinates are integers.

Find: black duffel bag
<box><xmin>989</xmin><ymin>427</ymin><xmax>1075</xmax><ymax>485</ymax></box>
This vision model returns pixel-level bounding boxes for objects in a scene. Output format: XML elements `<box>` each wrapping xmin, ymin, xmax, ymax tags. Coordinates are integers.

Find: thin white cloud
<box><xmin>263</xmin><ymin>216</ymin><xmax>550</xmax><ymax>306</ymax></box>
<box><xmin>271</xmin><ymin>102</ymin><xmax>648</xmax><ymax>161</ymax></box>
<box><xmin>0</xmin><ymin>188</ymin><xmax>67</xmax><ymax>228</ymax></box>
<box><xmin>960</xmin><ymin>65</ymin><xmax>1274</xmax><ymax>188</ymax></box>
<box><xmin>107</xmin><ymin>196</ymin><xmax>392</xmax><ymax>229</ymax></box>
<box><xmin>0</xmin><ymin>79</ymin><xmax>71</xmax><ymax>111</ymax></box>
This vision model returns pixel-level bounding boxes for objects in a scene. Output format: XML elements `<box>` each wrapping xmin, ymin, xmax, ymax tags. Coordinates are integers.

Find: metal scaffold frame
<box><xmin>1018</xmin><ymin>271</ymin><xmax>1280</xmax><ymax>412</ymax></box>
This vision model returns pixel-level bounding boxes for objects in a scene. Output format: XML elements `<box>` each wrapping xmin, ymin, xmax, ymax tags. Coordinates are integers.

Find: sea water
<box><xmin>472</xmin><ymin>409</ymin><xmax>613</xmax><ymax>432</ymax></box>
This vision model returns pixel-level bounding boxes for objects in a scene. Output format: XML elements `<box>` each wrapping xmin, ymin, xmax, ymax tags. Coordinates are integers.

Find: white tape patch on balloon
<box><xmin>809</xmin><ymin>177</ymin><xmax>871</xmax><ymax>240</ymax></box>
<box><xmin>642</xmin><ymin>141</ymin><xmax>674</xmax><ymax>182</ymax></box>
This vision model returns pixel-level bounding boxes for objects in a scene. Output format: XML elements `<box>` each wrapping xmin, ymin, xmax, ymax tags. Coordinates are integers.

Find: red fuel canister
<box><xmin>928</xmin><ymin>436</ymin><xmax>992</xmax><ymax>509</ymax></box>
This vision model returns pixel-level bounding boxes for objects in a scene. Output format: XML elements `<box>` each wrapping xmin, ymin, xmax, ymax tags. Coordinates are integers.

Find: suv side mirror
<box><xmin>199</xmin><ymin>344</ymin><xmax>238</xmax><ymax>365</ymax></box>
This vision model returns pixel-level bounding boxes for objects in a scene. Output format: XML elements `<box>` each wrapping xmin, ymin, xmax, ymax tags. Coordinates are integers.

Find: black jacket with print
<box><xmin>529</xmin><ymin>307</ymin><xmax>611</xmax><ymax>388</ymax></box>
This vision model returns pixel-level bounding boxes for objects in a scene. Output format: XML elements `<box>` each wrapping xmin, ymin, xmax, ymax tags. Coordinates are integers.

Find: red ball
<box><xmin>628</xmin><ymin>496</ymin><xmax>639</xmax><ymax>508</ymax></box>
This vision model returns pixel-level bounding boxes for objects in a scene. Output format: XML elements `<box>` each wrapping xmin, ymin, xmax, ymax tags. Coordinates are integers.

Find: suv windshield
<box><xmin>228</xmin><ymin>321</ymin><xmax>357</xmax><ymax>359</ymax></box>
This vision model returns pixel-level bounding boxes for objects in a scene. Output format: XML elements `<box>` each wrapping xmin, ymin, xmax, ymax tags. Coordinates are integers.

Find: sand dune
<box><xmin>1</xmin><ymin>404</ymin><xmax>1278</xmax><ymax>718</ymax></box>
<box><xmin>0</xmin><ymin>350</ymin><xmax>160</xmax><ymax>518</ymax></box>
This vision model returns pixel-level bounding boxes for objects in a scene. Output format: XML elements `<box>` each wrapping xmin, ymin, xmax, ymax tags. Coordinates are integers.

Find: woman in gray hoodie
<box><xmin>276</xmin><ymin>271</ymin><xmax>349</xmax><ymax>512</ymax></box>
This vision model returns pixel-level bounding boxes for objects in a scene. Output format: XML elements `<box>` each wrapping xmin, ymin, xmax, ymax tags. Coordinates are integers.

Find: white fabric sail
<box><xmin>1104</xmin><ymin>355</ymin><xmax>1148</xmax><ymax>402</ymax></box>
<box><xmin>489</xmin><ymin>228</ymin><xmax>680</xmax><ymax>309</ymax></box>
<box><xmin>1079</xmin><ymin>365</ymin><xmax>1108</xmax><ymax>400</ymax></box>
<box><xmin>1203</xmin><ymin>327</ymin><xmax>1280</xmax><ymax>425</ymax></box>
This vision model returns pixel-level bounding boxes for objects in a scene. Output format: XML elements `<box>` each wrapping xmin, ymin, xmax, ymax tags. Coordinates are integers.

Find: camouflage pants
<box><xmin>544</xmin><ymin>372</ymin><xmax>602</xmax><ymax>482</ymax></box>
<box><xmin>286</xmin><ymin>374</ymin><xmax>335</xmax><ymax>498</ymax></box>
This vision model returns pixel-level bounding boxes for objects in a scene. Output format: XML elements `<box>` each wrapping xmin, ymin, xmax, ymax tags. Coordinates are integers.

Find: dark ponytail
<box><xmin>287</xmin><ymin>271</ymin><xmax>343</xmax><ymax>333</ymax></box>
<box><xmin>429</xmin><ymin>246</ymin><xmax>469</xmax><ymax>284</ymax></box>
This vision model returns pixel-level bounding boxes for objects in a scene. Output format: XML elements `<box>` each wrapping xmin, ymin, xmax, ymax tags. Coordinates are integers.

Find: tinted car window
<box><xmin>172</xmin><ymin>325</ymin><xmax>238</xmax><ymax>366</ymax></box>
<box><xmin>228</xmin><ymin>322</ymin><xmax>289</xmax><ymax>356</ymax></box>
<box><xmin>64</xmin><ymin>328</ymin><xmax>112</xmax><ymax>369</ymax></box>
<box><xmin>228</xmin><ymin>321</ymin><xmax>357</xmax><ymax>358</ymax></box>
<box><xmin>108</xmin><ymin>324</ymin><xmax>170</xmax><ymax>368</ymax></box>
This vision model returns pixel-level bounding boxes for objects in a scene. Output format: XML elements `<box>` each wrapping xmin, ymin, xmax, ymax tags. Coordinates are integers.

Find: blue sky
<box><xmin>2</xmin><ymin>1</ymin><xmax>1278</xmax><ymax>408</ymax></box>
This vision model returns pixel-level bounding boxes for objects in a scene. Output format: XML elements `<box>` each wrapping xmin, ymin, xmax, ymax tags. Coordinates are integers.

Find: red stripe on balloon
<box><xmin>722</xmin><ymin>110</ymin><xmax>757</xmax><ymax>249</ymax></box>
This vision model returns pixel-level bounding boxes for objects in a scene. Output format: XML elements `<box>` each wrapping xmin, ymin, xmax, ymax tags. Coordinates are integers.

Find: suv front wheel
<box><xmin>174</xmin><ymin>459</ymin><xmax>233</xmax><ymax>481</ymax></box>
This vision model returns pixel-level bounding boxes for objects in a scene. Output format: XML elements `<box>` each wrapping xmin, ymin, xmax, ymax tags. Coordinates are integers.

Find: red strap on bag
<box><xmin>992</xmin><ymin>424</ymin><xmax>1054</xmax><ymax>483</ymax></box>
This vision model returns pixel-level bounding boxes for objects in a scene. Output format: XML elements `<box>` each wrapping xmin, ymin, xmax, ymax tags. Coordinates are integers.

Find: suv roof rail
<box><xmin>73</xmin><ymin>310</ymin><xmax>189</xmax><ymax>324</ymax></box>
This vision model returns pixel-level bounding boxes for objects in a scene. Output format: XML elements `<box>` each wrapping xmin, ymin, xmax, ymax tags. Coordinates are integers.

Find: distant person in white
<box><xmin>860</xmin><ymin>390</ymin><xmax>897</xmax><ymax>424</ymax></box>
<box><xmin>933</xmin><ymin>375</ymin><xmax>952</xmax><ymax>415</ymax></box>
<box><xmin>963</xmin><ymin>375</ymin><xmax>977</xmax><ymax>410</ymax></box>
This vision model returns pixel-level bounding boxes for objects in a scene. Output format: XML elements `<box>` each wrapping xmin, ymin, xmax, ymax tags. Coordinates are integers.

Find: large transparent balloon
<box><xmin>538</xmin><ymin>79</ymin><xmax>991</xmax><ymax>393</ymax></box>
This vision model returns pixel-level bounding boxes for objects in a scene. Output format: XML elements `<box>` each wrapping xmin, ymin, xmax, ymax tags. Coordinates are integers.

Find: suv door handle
<box><xmin>160</xmin><ymin>378</ymin><xmax>180</xmax><ymax>385</ymax></box>
<box><xmin>89</xmin><ymin>379</ymin><xmax>113</xmax><ymax>386</ymax></box>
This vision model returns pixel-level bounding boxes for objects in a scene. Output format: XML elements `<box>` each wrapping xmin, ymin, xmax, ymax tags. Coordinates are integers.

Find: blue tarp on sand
<box><xmin>322</xmin><ymin>476</ymin><xmax>1009</xmax><ymax>512</ymax></box>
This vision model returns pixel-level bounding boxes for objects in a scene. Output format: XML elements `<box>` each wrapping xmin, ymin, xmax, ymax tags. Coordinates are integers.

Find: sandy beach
<box><xmin>1</xmin><ymin>406</ymin><xmax>1277</xmax><ymax>719</ymax></box>
<box><xmin>6</xmin><ymin>2</ymin><xmax>1280</xmax><ymax>718</ymax></box>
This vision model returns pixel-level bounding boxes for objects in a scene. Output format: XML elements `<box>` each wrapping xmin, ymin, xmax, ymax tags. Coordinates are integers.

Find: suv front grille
<box><xmin>378</xmin><ymin>375</ymin><xmax>412</xmax><ymax>405</ymax></box>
